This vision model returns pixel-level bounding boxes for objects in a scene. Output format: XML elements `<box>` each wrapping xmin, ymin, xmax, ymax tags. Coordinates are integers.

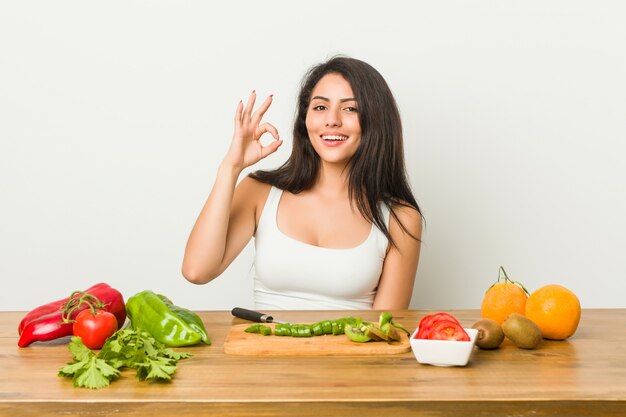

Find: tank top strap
<box><xmin>257</xmin><ymin>186</ymin><xmax>282</xmax><ymax>232</ymax></box>
<box><xmin>375</xmin><ymin>203</ymin><xmax>392</xmax><ymax>255</ymax></box>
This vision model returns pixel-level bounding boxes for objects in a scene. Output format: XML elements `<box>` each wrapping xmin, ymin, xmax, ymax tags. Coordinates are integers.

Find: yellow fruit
<box><xmin>525</xmin><ymin>284</ymin><xmax>581</xmax><ymax>340</ymax></box>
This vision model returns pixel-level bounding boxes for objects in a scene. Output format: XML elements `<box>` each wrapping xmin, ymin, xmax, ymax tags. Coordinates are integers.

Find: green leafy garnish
<box><xmin>58</xmin><ymin>337</ymin><xmax>120</xmax><ymax>389</ymax></box>
<box><xmin>58</xmin><ymin>328</ymin><xmax>191</xmax><ymax>389</ymax></box>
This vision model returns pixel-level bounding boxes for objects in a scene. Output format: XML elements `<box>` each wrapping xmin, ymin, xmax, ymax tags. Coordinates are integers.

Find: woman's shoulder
<box><xmin>388</xmin><ymin>201</ymin><xmax>423</xmax><ymax>237</ymax></box>
<box><xmin>236</xmin><ymin>175</ymin><xmax>276</xmax><ymax>216</ymax></box>
<box><xmin>238</xmin><ymin>175</ymin><xmax>274</xmax><ymax>199</ymax></box>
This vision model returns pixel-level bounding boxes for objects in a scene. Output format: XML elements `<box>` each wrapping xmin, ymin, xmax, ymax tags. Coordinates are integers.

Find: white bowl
<box><xmin>409</xmin><ymin>328</ymin><xmax>478</xmax><ymax>367</ymax></box>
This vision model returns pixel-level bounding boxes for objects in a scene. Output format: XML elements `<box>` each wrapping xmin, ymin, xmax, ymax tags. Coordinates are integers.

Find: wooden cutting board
<box><xmin>223</xmin><ymin>323</ymin><xmax>411</xmax><ymax>356</ymax></box>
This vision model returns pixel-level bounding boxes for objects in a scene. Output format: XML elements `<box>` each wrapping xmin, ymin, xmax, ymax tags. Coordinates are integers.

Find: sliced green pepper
<box><xmin>321</xmin><ymin>320</ymin><xmax>333</xmax><ymax>334</ymax></box>
<box><xmin>379</xmin><ymin>312</ymin><xmax>393</xmax><ymax>328</ymax></box>
<box><xmin>291</xmin><ymin>324</ymin><xmax>312</xmax><ymax>337</ymax></box>
<box><xmin>245</xmin><ymin>324</ymin><xmax>261</xmax><ymax>333</ymax></box>
<box><xmin>245</xmin><ymin>324</ymin><xmax>272</xmax><ymax>335</ymax></box>
<box><xmin>274</xmin><ymin>323</ymin><xmax>292</xmax><ymax>336</ymax></box>
<box><xmin>311</xmin><ymin>322</ymin><xmax>324</xmax><ymax>336</ymax></box>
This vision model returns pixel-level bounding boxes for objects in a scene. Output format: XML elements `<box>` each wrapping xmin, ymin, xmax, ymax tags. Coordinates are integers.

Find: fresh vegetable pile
<box><xmin>244</xmin><ymin>312</ymin><xmax>410</xmax><ymax>343</ymax></box>
<box><xmin>17</xmin><ymin>283</ymin><xmax>210</xmax><ymax>389</ymax></box>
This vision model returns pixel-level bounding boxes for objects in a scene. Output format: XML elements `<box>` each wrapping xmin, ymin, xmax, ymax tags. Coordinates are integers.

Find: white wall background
<box><xmin>1</xmin><ymin>1</ymin><xmax>625</xmax><ymax>312</ymax></box>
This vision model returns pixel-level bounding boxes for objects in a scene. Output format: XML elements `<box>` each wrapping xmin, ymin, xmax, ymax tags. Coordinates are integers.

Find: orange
<box><xmin>525</xmin><ymin>284</ymin><xmax>581</xmax><ymax>340</ymax></box>
<box><xmin>480</xmin><ymin>266</ymin><xmax>529</xmax><ymax>324</ymax></box>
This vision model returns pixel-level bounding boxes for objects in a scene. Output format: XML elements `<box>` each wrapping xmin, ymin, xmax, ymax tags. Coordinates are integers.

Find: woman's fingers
<box><xmin>233</xmin><ymin>92</ymin><xmax>276</xmax><ymax>147</ymax></box>
<box><xmin>256</xmin><ymin>122</ymin><xmax>279</xmax><ymax>141</ymax></box>
<box><xmin>233</xmin><ymin>100</ymin><xmax>244</xmax><ymax>125</ymax></box>
<box><xmin>256</xmin><ymin>122</ymin><xmax>282</xmax><ymax>159</ymax></box>
<box><xmin>260</xmin><ymin>136</ymin><xmax>283</xmax><ymax>159</ymax></box>
<box><xmin>239</xmin><ymin>91</ymin><xmax>273</xmax><ymax>126</ymax></box>
<box><xmin>242</xmin><ymin>90</ymin><xmax>257</xmax><ymax>122</ymax></box>
<box><xmin>251</xmin><ymin>94</ymin><xmax>273</xmax><ymax>125</ymax></box>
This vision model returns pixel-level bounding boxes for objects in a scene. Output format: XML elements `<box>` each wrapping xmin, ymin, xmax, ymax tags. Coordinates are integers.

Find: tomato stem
<box><xmin>61</xmin><ymin>291</ymin><xmax>108</xmax><ymax>323</ymax></box>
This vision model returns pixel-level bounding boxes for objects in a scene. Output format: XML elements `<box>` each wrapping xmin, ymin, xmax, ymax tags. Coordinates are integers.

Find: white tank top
<box><xmin>253</xmin><ymin>186</ymin><xmax>390</xmax><ymax>310</ymax></box>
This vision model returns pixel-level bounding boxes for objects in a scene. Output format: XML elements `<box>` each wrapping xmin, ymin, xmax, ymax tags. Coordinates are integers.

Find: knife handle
<box><xmin>231</xmin><ymin>307</ymin><xmax>274</xmax><ymax>323</ymax></box>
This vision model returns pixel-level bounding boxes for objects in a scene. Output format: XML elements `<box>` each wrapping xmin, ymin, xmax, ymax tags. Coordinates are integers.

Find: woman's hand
<box><xmin>223</xmin><ymin>91</ymin><xmax>282</xmax><ymax>171</ymax></box>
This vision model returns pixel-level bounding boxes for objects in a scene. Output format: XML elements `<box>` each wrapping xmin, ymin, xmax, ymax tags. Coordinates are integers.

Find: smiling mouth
<box><xmin>321</xmin><ymin>135</ymin><xmax>348</xmax><ymax>141</ymax></box>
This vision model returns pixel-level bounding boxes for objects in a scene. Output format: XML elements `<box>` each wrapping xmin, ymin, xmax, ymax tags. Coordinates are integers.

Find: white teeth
<box><xmin>322</xmin><ymin>135</ymin><xmax>348</xmax><ymax>141</ymax></box>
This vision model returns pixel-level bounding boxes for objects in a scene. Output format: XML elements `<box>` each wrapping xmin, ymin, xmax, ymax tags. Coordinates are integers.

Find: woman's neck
<box><xmin>313</xmin><ymin>162</ymin><xmax>351</xmax><ymax>198</ymax></box>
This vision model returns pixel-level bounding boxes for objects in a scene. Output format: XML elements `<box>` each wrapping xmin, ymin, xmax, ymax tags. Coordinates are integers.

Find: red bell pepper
<box><xmin>18</xmin><ymin>283</ymin><xmax>126</xmax><ymax>347</ymax></box>
<box><xmin>18</xmin><ymin>282</ymin><xmax>107</xmax><ymax>334</ymax></box>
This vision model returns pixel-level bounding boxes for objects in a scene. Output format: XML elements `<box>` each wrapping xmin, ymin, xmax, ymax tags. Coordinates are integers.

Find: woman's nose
<box><xmin>325</xmin><ymin>109</ymin><xmax>341</xmax><ymax>127</ymax></box>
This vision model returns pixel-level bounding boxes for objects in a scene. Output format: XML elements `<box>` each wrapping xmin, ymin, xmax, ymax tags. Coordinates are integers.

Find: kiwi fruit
<box><xmin>472</xmin><ymin>318</ymin><xmax>505</xmax><ymax>349</ymax></box>
<box><xmin>365</xmin><ymin>324</ymin><xmax>389</xmax><ymax>341</ymax></box>
<box><xmin>380</xmin><ymin>322</ymin><xmax>402</xmax><ymax>342</ymax></box>
<box><xmin>344</xmin><ymin>324</ymin><xmax>371</xmax><ymax>343</ymax></box>
<box><xmin>502</xmin><ymin>313</ymin><xmax>542</xmax><ymax>349</ymax></box>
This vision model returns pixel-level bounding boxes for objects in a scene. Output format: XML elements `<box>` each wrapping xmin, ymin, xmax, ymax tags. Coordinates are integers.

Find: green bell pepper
<box><xmin>126</xmin><ymin>290</ymin><xmax>210</xmax><ymax>347</ymax></box>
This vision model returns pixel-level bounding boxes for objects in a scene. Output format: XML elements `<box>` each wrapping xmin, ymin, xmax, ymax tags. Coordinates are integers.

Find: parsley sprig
<box><xmin>59</xmin><ymin>328</ymin><xmax>191</xmax><ymax>389</ymax></box>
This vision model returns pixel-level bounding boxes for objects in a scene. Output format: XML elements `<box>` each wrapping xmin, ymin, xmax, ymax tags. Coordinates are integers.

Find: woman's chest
<box><xmin>277</xmin><ymin>192</ymin><xmax>371</xmax><ymax>249</ymax></box>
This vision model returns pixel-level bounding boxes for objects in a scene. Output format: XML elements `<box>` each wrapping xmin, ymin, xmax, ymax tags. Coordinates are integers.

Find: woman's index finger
<box><xmin>251</xmin><ymin>94</ymin><xmax>274</xmax><ymax>124</ymax></box>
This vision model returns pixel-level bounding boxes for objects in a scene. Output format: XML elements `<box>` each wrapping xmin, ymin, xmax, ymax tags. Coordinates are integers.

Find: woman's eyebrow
<box><xmin>311</xmin><ymin>96</ymin><xmax>357</xmax><ymax>102</ymax></box>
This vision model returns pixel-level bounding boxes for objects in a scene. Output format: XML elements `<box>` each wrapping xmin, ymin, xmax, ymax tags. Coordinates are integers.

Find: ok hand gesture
<box><xmin>224</xmin><ymin>91</ymin><xmax>283</xmax><ymax>172</ymax></box>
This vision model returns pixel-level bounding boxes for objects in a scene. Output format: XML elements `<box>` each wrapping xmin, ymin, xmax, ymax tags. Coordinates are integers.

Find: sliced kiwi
<box><xmin>344</xmin><ymin>324</ymin><xmax>372</xmax><ymax>343</ymax></box>
<box><xmin>380</xmin><ymin>322</ymin><xmax>402</xmax><ymax>342</ymax></box>
<box><xmin>471</xmin><ymin>318</ymin><xmax>505</xmax><ymax>349</ymax></box>
<box><xmin>502</xmin><ymin>313</ymin><xmax>542</xmax><ymax>349</ymax></box>
<box><xmin>365</xmin><ymin>324</ymin><xmax>389</xmax><ymax>341</ymax></box>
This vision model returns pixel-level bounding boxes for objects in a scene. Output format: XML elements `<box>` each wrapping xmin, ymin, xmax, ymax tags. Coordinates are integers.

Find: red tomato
<box><xmin>73</xmin><ymin>309</ymin><xmax>118</xmax><ymax>349</ymax></box>
<box><xmin>416</xmin><ymin>312</ymin><xmax>463</xmax><ymax>339</ymax></box>
<box><xmin>429</xmin><ymin>320</ymin><xmax>470</xmax><ymax>341</ymax></box>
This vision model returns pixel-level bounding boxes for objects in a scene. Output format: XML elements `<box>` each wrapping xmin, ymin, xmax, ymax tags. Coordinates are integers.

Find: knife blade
<box><xmin>231</xmin><ymin>307</ymin><xmax>286</xmax><ymax>324</ymax></box>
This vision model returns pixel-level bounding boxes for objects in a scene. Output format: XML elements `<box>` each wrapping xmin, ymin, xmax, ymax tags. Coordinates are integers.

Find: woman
<box><xmin>182</xmin><ymin>56</ymin><xmax>423</xmax><ymax>310</ymax></box>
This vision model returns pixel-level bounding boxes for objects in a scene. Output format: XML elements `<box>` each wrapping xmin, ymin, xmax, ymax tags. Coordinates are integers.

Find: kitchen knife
<box><xmin>231</xmin><ymin>307</ymin><xmax>286</xmax><ymax>324</ymax></box>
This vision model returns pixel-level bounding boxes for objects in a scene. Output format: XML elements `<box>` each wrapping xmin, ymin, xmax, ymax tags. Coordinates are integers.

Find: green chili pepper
<box><xmin>126</xmin><ymin>290</ymin><xmax>209</xmax><ymax>347</ymax></box>
<box><xmin>241</xmin><ymin>316</ymin><xmax>365</xmax><ymax>339</ymax></box>
<box><xmin>276</xmin><ymin>323</ymin><xmax>292</xmax><ymax>336</ymax></box>
<box><xmin>311</xmin><ymin>322</ymin><xmax>324</xmax><ymax>336</ymax></box>
<box><xmin>290</xmin><ymin>324</ymin><xmax>312</xmax><ymax>337</ymax></box>
<box><xmin>379</xmin><ymin>312</ymin><xmax>393</xmax><ymax>328</ymax></box>
<box><xmin>321</xmin><ymin>320</ymin><xmax>332</xmax><ymax>334</ymax></box>
<box><xmin>331</xmin><ymin>321</ymin><xmax>341</xmax><ymax>335</ymax></box>
<box><xmin>245</xmin><ymin>324</ymin><xmax>272</xmax><ymax>335</ymax></box>
<box><xmin>245</xmin><ymin>324</ymin><xmax>261</xmax><ymax>333</ymax></box>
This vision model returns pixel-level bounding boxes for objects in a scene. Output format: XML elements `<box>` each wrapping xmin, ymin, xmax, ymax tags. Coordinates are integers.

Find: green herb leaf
<box><xmin>136</xmin><ymin>356</ymin><xmax>177</xmax><ymax>380</ymax></box>
<box><xmin>58</xmin><ymin>357</ymin><xmax>90</xmax><ymax>377</ymax></box>
<box><xmin>161</xmin><ymin>348</ymin><xmax>192</xmax><ymax>360</ymax></box>
<box><xmin>59</xmin><ymin>328</ymin><xmax>192</xmax><ymax>389</ymax></box>
<box><xmin>73</xmin><ymin>357</ymin><xmax>118</xmax><ymax>389</ymax></box>
<box><xmin>68</xmin><ymin>336</ymin><xmax>93</xmax><ymax>361</ymax></box>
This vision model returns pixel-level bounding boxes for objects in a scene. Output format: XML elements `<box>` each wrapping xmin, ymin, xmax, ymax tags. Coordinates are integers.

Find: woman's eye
<box><xmin>344</xmin><ymin>106</ymin><xmax>358</xmax><ymax>112</ymax></box>
<box><xmin>312</xmin><ymin>105</ymin><xmax>326</xmax><ymax>111</ymax></box>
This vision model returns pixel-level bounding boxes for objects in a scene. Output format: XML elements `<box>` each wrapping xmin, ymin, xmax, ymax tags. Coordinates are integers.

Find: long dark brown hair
<box><xmin>250</xmin><ymin>56</ymin><xmax>422</xmax><ymax>246</ymax></box>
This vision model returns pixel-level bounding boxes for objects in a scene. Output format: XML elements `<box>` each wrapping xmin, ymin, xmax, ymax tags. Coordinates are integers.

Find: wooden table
<box><xmin>2</xmin><ymin>309</ymin><xmax>625</xmax><ymax>416</ymax></box>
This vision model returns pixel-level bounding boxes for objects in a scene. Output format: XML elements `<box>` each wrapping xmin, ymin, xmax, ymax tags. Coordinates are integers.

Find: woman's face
<box><xmin>305</xmin><ymin>73</ymin><xmax>361</xmax><ymax>166</ymax></box>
